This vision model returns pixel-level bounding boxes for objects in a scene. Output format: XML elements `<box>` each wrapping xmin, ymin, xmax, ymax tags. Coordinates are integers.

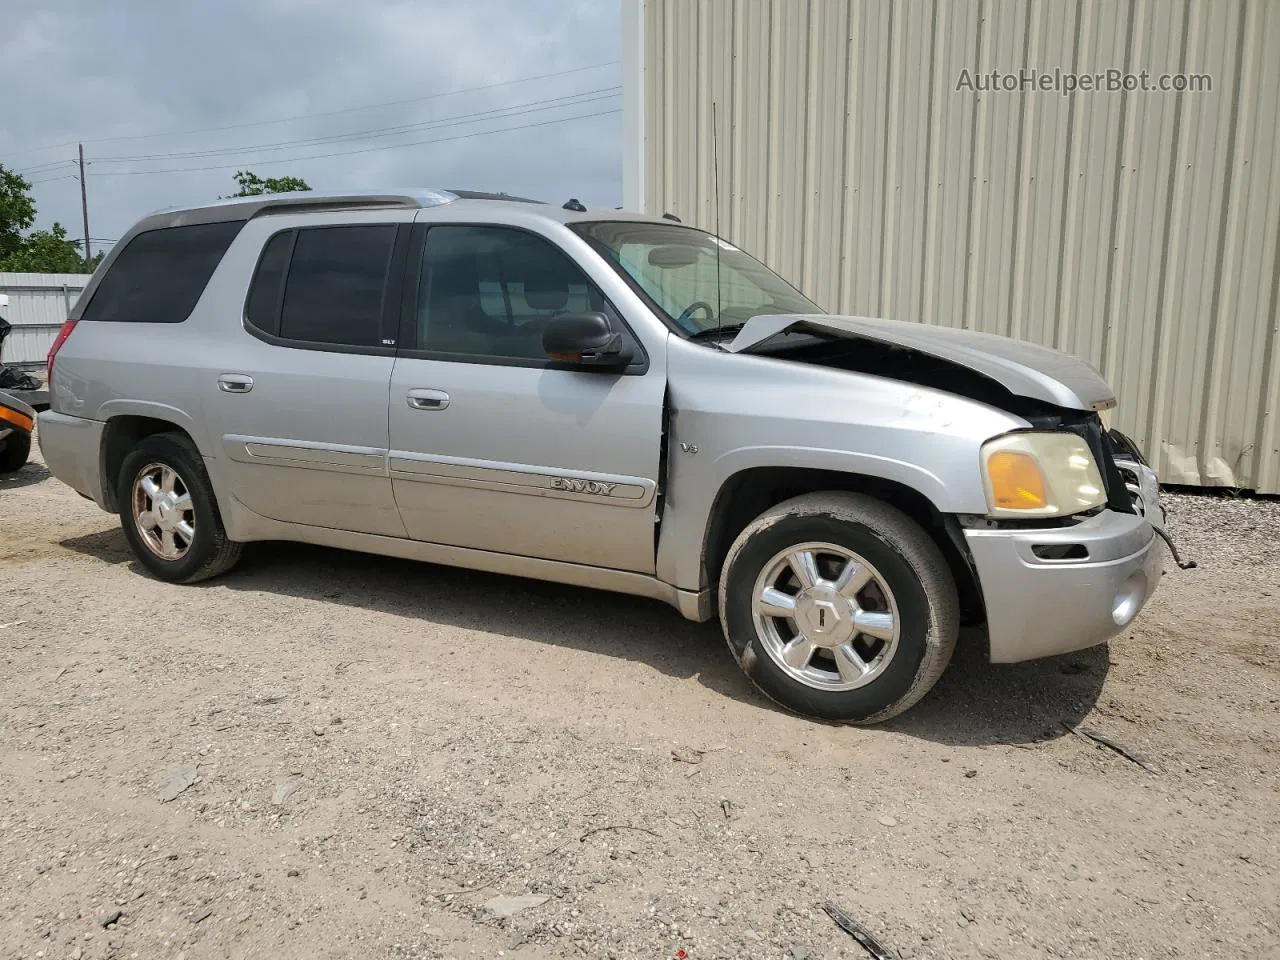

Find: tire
<box><xmin>718</xmin><ymin>491</ymin><xmax>959</xmax><ymax>724</ymax></box>
<box><xmin>0</xmin><ymin>432</ymin><xmax>31</xmax><ymax>473</ymax></box>
<box><xmin>115</xmin><ymin>432</ymin><xmax>243</xmax><ymax>583</ymax></box>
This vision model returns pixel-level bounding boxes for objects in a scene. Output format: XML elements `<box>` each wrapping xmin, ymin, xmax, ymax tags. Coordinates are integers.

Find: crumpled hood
<box><xmin>726</xmin><ymin>314</ymin><xmax>1116</xmax><ymax>412</ymax></box>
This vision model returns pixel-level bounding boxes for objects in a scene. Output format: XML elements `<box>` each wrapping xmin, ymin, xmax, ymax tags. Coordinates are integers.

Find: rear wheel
<box><xmin>719</xmin><ymin>492</ymin><xmax>959</xmax><ymax>724</ymax></box>
<box><xmin>116</xmin><ymin>432</ymin><xmax>242</xmax><ymax>583</ymax></box>
<box><xmin>0</xmin><ymin>432</ymin><xmax>31</xmax><ymax>474</ymax></box>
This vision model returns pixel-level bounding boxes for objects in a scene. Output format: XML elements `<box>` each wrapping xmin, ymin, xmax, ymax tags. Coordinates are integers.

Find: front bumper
<box><xmin>964</xmin><ymin>509</ymin><xmax>1163</xmax><ymax>663</ymax></box>
<box><xmin>37</xmin><ymin>410</ymin><xmax>107</xmax><ymax>507</ymax></box>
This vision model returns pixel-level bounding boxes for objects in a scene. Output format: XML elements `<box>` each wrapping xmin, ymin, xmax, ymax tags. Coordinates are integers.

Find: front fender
<box><xmin>655</xmin><ymin>340</ymin><xmax>1031</xmax><ymax>595</ymax></box>
<box><xmin>713</xmin><ymin>445</ymin><xmax>953</xmax><ymax>511</ymax></box>
<box><xmin>655</xmin><ymin>442</ymin><xmax>985</xmax><ymax>594</ymax></box>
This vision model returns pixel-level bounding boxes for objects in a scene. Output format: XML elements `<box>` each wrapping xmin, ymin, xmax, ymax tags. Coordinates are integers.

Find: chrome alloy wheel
<box><xmin>131</xmin><ymin>462</ymin><xmax>196</xmax><ymax>561</ymax></box>
<box><xmin>751</xmin><ymin>542</ymin><xmax>901</xmax><ymax>691</ymax></box>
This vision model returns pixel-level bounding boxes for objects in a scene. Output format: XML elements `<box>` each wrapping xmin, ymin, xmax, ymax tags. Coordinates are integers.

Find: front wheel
<box><xmin>718</xmin><ymin>492</ymin><xmax>959</xmax><ymax>724</ymax></box>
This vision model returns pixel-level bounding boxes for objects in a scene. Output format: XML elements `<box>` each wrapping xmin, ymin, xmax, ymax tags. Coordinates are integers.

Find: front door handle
<box><xmin>218</xmin><ymin>374</ymin><xmax>254</xmax><ymax>394</ymax></box>
<box><xmin>406</xmin><ymin>388</ymin><xmax>450</xmax><ymax>411</ymax></box>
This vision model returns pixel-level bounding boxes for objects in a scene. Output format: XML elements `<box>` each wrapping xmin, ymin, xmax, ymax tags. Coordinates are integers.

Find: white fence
<box><xmin>0</xmin><ymin>272</ymin><xmax>89</xmax><ymax>372</ymax></box>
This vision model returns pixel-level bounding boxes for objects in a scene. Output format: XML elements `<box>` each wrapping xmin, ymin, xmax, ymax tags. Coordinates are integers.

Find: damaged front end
<box><xmin>1104</xmin><ymin>428</ymin><xmax>1197</xmax><ymax>570</ymax></box>
<box><xmin>727</xmin><ymin>312</ymin><xmax>1196</xmax><ymax>569</ymax></box>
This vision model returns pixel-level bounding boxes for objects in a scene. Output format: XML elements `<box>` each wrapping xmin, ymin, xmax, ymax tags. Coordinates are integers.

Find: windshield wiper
<box><xmin>687</xmin><ymin>323</ymin><xmax>746</xmax><ymax>342</ymax></box>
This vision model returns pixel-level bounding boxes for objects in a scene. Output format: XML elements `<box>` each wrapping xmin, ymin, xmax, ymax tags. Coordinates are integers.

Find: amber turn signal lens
<box><xmin>0</xmin><ymin>405</ymin><xmax>34</xmax><ymax>433</ymax></box>
<box><xmin>986</xmin><ymin>450</ymin><xmax>1048</xmax><ymax>510</ymax></box>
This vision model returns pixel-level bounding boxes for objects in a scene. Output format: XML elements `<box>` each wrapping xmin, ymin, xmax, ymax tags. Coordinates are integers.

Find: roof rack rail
<box><xmin>150</xmin><ymin>188</ymin><xmax>460</xmax><ymax>223</ymax></box>
<box><xmin>243</xmin><ymin>188</ymin><xmax>458</xmax><ymax>217</ymax></box>
<box><xmin>448</xmin><ymin>189</ymin><xmax>545</xmax><ymax>203</ymax></box>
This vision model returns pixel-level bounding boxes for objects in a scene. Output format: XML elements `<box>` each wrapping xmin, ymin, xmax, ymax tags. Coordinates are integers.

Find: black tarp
<box><xmin>0</xmin><ymin>313</ymin><xmax>40</xmax><ymax>391</ymax></box>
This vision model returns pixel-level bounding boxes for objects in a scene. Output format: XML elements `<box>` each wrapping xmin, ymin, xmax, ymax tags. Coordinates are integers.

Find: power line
<box><xmin>16</xmin><ymin>160</ymin><xmax>72</xmax><ymax>174</ymax></box>
<box><xmin>92</xmin><ymin>86</ymin><xmax>620</xmax><ymax>163</ymax></box>
<box><xmin>15</xmin><ymin>159</ymin><xmax>75</xmax><ymax>176</ymax></box>
<box><xmin>88</xmin><ymin>107</ymin><xmax>621</xmax><ymax>177</ymax></box>
<box><xmin>7</xmin><ymin>60</ymin><xmax>620</xmax><ymax>157</ymax></box>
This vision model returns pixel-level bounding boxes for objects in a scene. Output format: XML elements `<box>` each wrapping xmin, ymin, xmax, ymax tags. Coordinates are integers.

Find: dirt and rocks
<box><xmin>2</xmin><ymin>443</ymin><xmax>1278</xmax><ymax>960</ymax></box>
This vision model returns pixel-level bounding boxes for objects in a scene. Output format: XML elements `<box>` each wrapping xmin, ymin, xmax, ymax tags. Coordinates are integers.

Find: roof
<box><xmin>67</xmin><ymin>188</ymin><xmax>688</xmax><ymax>322</ymax></box>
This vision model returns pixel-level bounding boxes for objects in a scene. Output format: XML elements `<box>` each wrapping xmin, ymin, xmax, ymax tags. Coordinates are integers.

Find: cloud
<box><xmin>0</xmin><ymin>0</ymin><xmax>622</xmax><ymax>248</ymax></box>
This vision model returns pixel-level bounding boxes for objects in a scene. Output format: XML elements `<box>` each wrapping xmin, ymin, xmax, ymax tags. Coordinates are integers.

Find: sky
<box><xmin>0</xmin><ymin>0</ymin><xmax>623</xmax><ymax>253</ymax></box>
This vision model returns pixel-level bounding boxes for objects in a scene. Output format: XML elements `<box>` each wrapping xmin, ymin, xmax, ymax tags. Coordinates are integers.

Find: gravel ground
<box><xmin>2</xmin><ymin>441</ymin><xmax>1279</xmax><ymax>960</ymax></box>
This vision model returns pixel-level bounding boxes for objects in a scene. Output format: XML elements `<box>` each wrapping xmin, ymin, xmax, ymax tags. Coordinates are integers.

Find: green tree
<box><xmin>0</xmin><ymin>162</ymin><xmax>95</xmax><ymax>274</ymax></box>
<box><xmin>227</xmin><ymin>170</ymin><xmax>311</xmax><ymax>197</ymax></box>
<box><xmin>1</xmin><ymin>165</ymin><xmax>37</xmax><ymax>262</ymax></box>
<box><xmin>0</xmin><ymin>224</ymin><xmax>88</xmax><ymax>273</ymax></box>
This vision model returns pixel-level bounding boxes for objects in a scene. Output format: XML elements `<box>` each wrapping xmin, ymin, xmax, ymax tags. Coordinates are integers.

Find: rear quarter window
<box><xmin>79</xmin><ymin>220</ymin><xmax>246</xmax><ymax>324</ymax></box>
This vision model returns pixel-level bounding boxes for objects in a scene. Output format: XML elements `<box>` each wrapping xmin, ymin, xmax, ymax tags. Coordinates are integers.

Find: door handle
<box><xmin>406</xmin><ymin>388</ymin><xmax>450</xmax><ymax>411</ymax></box>
<box><xmin>218</xmin><ymin>374</ymin><xmax>254</xmax><ymax>394</ymax></box>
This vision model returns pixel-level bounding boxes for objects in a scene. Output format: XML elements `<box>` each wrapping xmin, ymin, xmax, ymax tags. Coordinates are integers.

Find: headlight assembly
<box><xmin>981</xmin><ymin>432</ymin><xmax>1107</xmax><ymax>519</ymax></box>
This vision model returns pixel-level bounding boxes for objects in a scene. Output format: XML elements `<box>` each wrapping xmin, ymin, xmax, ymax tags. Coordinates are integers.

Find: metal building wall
<box><xmin>628</xmin><ymin>0</ymin><xmax>1280</xmax><ymax>494</ymax></box>
<box><xmin>0</xmin><ymin>273</ymin><xmax>87</xmax><ymax>371</ymax></box>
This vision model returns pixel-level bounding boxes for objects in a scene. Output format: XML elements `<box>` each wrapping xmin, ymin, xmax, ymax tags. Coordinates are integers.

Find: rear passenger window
<box><xmin>244</xmin><ymin>230</ymin><xmax>293</xmax><ymax>337</ymax></box>
<box><xmin>278</xmin><ymin>226</ymin><xmax>395</xmax><ymax>347</ymax></box>
<box><xmin>80</xmin><ymin>220</ymin><xmax>245</xmax><ymax>324</ymax></box>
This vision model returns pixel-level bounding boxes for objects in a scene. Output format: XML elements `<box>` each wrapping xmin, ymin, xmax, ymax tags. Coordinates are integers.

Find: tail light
<box><xmin>46</xmin><ymin>320</ymin><xmax>78</xmax><ymax>385</ymax></box>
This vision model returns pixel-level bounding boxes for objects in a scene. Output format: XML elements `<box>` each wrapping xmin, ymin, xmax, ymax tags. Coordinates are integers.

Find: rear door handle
<box><xmin>406</xmin><ymin>388</ymin><xmax>450</xmax><ymax>411</ymax></box>
<box><xmin>218</xmin><ymin>374</ymin><xmax>254</xmax><ymax>394</ymax></box>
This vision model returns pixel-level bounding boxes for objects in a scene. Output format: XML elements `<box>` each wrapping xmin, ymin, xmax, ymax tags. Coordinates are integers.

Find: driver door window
<box><xmin>417</xmin><ymin>226</ymin><xmax>604</xmax><ymax>360</ymax></box>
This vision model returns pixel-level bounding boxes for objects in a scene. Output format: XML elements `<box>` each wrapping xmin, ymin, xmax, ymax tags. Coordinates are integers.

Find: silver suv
<box><xmin>38</xmin><ymin>188</ymin><xmax>1170</xmax><ymax>723</ymax></box>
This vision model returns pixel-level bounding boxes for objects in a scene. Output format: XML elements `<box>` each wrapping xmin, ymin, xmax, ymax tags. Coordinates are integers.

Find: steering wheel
<box><xmin>675</xmin><ymin>301</ymin><xmax>716</xmax><ymax>328</ymax></box>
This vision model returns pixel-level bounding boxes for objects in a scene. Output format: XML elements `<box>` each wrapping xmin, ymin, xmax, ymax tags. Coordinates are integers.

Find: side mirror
<box><xmin>542</xmin><ymin>312</ymin><xmax>633</xmax><ymax>369</ymax></box>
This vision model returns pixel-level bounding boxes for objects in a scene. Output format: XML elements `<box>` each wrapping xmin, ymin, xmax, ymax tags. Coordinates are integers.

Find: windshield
<box><xmin>571</xmin><ymin>221</ymin><xmax>824</xmax><ymax>336</ymax></box>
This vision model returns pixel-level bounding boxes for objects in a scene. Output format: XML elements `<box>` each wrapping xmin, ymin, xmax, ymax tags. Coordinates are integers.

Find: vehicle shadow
<box><xmin>882</xmin><ymin>630</ymin><xmax>1110</xmax><ymax>745</ymax></box>
<box><xmin>58</xmin><ymin>532</ymin><xmax>1107</xmax><ymax>744</ymax></box>
<box><xmin>0</xmin><ymin>460</ymin><xmax>51</xmax><ymax>491</ymax></box>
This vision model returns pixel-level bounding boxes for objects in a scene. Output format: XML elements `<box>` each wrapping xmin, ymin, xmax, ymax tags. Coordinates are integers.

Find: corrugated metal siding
<box><xmin>0</xmin><ymin>273</ymin><xmax>87</xmax><ymax>370</ymax></box>
<box><xmin>639</xmin><ymin>0</ymin><xmax>1280</xmax><ymax>493</ymax></box>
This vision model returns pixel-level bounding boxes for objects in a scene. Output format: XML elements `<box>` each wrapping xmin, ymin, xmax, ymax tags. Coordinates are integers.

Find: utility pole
<box><xmin>78</xmin><ymin>143</ymin><xmax>91</xmax><ymax>264</ymax></box>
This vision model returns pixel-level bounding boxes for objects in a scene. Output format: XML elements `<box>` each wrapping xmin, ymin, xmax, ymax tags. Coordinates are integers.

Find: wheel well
<box><xmin>701</xmin><ymin>467</ymin><xmax>986</xmax><ymax>626</ymax></box>
<box><xmin>99</xmin><ymin>416</ymin><xmax>194</xmax><ymax>512</ymax></box>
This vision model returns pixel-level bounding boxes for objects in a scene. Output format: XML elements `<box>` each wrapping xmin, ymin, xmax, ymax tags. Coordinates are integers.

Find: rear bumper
<box><xmin>964</xmin><ymin>510</ymin><xmax>1163</xmax><ymax>663</ymax></box>
<box><xmin>37</xmin><ymin>410</ymin><xmax>107</xmax><ymax>507</ymax></box>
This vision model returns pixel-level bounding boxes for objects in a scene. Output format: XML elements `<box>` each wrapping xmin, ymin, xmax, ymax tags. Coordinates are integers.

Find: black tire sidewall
<box><xmin>0</xmin><ymin>432</ymin><xmax>31</xmax><ymax>473</ymax></box>
<box><xmin>116</xmin><ymin>434</ymin><xmax>223</xmax><ymax>583</ymax></box>
<box><xmin>723</xmin><ymin>512</ymin><xmax>932</xmax><ymax>722</ymax></box>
